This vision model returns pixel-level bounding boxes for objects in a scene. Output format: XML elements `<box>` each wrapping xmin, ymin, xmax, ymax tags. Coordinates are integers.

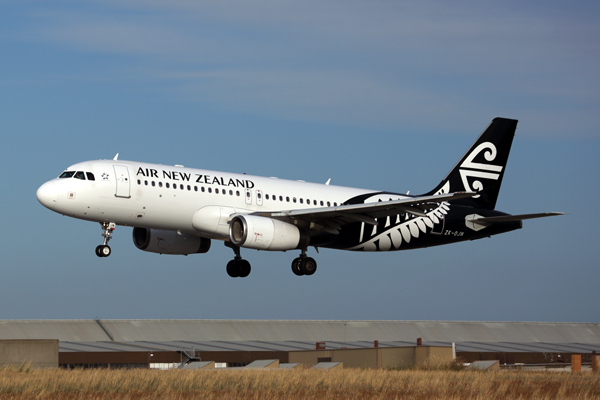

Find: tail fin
<box><xmin>423</xmin><ymin>117</ymin><xmax>518</xmax><ymax>210</ymax></box>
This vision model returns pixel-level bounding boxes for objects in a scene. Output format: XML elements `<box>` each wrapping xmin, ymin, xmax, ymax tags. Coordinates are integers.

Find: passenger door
<box><xmin>113</xmin><ymin>165</ymin><xmax>131</xmax><ymax>198</ymax></box>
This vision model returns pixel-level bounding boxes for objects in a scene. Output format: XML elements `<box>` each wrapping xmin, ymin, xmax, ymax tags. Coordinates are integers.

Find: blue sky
<box><xmin>1</xmin><ymin>1</ymin><xmax>598</xmax><ymax>322</ymax></box>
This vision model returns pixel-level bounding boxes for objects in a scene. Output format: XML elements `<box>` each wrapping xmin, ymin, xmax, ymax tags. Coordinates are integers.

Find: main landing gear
<box><xmin>291</xmin><ymin>249</ymin><xmax>317</xmax><ymax>276</ymax></box>
<box><xmin>225</xmin><ymin>242</ymin><xmax>251</xmax><ymax>278</ymax></box>
<box><xmin>223</xmin><ymin>243</ymin><xmax>318</xmax><ymax>278</ymax></box>
<box><xmin>95</xmin><ymin>222</ymin><xmax>116</xmax><ymax>258</ymax></box>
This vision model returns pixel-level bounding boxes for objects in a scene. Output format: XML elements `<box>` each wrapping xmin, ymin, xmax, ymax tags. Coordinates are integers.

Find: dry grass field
<box><xmin>0</xmin><ymin>366</ymin><xmax>598</xmax><ymax>399</ymax></box>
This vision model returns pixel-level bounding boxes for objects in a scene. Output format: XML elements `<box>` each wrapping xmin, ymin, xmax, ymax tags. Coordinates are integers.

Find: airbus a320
<box><xmin>36</xmin><ymin>118</ymin><xmax>562</xmax><ymax>277</ymax></box>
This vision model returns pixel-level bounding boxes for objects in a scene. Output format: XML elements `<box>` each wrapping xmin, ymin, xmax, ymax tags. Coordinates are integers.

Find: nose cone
<box><xmin>36</xmin><ymin>181</ymin><xmax>58</xmax><ymax>209</ymax></box>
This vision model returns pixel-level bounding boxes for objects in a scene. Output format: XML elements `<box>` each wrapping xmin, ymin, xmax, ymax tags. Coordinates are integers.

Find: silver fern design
<box><xmin>349</xmin><ymin>202</ymin><xmax>450</xmax><ymax>251</ymax></box>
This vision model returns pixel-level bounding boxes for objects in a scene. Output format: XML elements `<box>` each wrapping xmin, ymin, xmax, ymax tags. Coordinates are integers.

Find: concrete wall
<box><xmin>381</xmin><ymin>347</ymin><xmax>420</xmax><ymax>368</ymax></box>
<box><xmin>415</xmin><ymin>345</ymin><xmax>453</xmax><ymax>367</ymax></box>
<box><xmin>0</xmin><ymin>340</ymin><xmax>58</xmax><ymax>369</ymax></box>
<box><xmin>289</xmin><ymin>346</ymin><xmax>452</xmax><ymax>368</ymax></box>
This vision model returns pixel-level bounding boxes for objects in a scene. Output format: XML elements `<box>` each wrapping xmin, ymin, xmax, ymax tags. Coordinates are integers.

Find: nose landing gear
<box><xmin>96</xmin><ymin>222</ymin><xmax>116</xmax><ymax>257</ymax></box>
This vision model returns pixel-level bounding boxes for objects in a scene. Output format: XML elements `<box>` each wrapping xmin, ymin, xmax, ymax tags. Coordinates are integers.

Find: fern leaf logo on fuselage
<box><xmin>459</xmin><ymin>142</ymin><xmax>503</xmax><ymax>197</ymax></box>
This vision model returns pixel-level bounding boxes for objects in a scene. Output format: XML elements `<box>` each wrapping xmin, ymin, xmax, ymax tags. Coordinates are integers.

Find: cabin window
<box><xmin>152</xmin><ymin>181</ymin><xmax>156</xmax><ymax>187</ymax></box>
<box><xmin>159</xmin><ymin>182</ymin><xmax>163</xmax><ymax>188</ymax></box>
<box><xmin>187</xmin><ymin>185</ymin><xmax>191</xmax><ymax>191</ymax></box>
<box><xmin>293</xmin><ymin>197</ymin><xmax>296</xmax><ymax>203</ymax></box>
<box><xmin>265</xmin><ymin>194</ymin><xmax>270</xmax><ymax>200</ymax></box>
<box><xmin>144</xmin><ymin>180</ymin><xmax>148</xmax><ymax>186</ymax></box>
<box><xmin>59</xmin><ymin>171</ymin><xmax>75</xmax><ymax>178</ymax></box>
<box><xmin>279</xmin><ymin>196</ymin><xmax>283</xmax><ymax>201</ymax></box>
<box><xmin>229</xmin><ymin>190</ymin><xmax>233</xmax><ymax>195</ymax></box>
<box><xmin>236</xmin><ymin>190</ymin><xmax>240</xmax><ymax>196</ymax></box>
<box><xmin>320</xmin><ymin>201</ymin><xmax>324</xmax><ymax>206</ymax></box>
<box><xmin>327</xmin><ymin>201</ymin><xmax>331</xmax><ymax>207</ymax></box>
<box><xmin>208</xmin><ymin>188</ymin><xmax>212</xmax><ymax>193</ymax></box>
<box><xmin>194</xmin><ymin>186</ymin><xmax>198</xmax><ymax>192</ymax></box>
<box><xmin>137</xmin><ymin>179</ymin><xmax>141</xmax><ymax>185</ymax></box>
<box><xmin>300</xmin><ymin>198</ymin><xmax>304</xmax><ymax>204</ymax></box>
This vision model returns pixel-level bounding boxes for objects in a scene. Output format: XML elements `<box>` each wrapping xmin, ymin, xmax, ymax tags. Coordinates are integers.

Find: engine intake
<box><xmin>132</xmin><ymin>228</ymin><xmax>210</xmax><ymax>255</ymax></box>
<box><xmin>229</xmin><ymin>215</ymin><xmax>308</xmax><ymax>251</ymax></box>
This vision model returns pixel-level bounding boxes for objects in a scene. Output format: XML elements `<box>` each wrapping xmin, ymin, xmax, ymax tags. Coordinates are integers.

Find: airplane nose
<box><xmin>36</xmin><ymin>181</ymin><xmax>58</xmax><ymax>209</ymax></box>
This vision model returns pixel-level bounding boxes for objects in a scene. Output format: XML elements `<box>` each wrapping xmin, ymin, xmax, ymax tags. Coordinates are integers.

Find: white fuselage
<box><xmin>37</xmin><ymin>159</ymin><xmax>407</xmax><ymax>241</ymax></box>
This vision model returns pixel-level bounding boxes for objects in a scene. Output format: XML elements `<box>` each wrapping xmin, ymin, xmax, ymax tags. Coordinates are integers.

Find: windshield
<box><xmin>59</xmin><ymin>171</ymin><xmax>75</xmax><ymax>178</ymax></box>
<box><xmin>58</xmin><ymin>170</ymin><xmax>95</xmax><ymax>180</ymax></box>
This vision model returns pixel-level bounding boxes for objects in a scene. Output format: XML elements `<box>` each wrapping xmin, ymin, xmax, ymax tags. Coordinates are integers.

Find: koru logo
<box><xmin>459</xmin><ymin>142</ymin><xmax>502</xmax><ymax>197</ymax></box>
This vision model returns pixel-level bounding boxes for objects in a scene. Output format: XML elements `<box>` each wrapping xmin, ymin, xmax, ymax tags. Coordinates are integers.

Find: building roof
<box><xmin>1</xmin><ymin>319</ymin><xmax>599</xmax><ymax>354</ymax></box>
<box><xmin>55</xmin><ymin>339</ymin><xmax>600</xmax><ymax>355</ymax></box>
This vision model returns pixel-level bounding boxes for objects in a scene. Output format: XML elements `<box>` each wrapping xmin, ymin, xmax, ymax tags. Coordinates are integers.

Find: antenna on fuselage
<box><xmin>113</xmin><ymin>153</ymin><xmax>119</xmax><ymax>160</ymax></box>
<box><xmin>325</xmin><ymin>179</ymin><xmax>331</xmax><ymax>185</ymax></box>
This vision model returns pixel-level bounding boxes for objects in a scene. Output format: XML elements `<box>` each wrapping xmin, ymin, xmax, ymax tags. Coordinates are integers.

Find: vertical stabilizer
<box><xmin>424</xmin><ymin>117</ymin><xmax>517</xmax><ymax>210</ymax></box>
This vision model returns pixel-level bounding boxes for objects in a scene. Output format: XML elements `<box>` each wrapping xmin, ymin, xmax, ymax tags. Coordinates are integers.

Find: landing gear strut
<box><xmin>225</xmin><ymin>242</ymin><xmax>251</xmax><ymax>278</ymax></box>
<box><xmin>96</xmin><ymin>222</ymin><xmax>116</xmax><ymax>258</ymax></box>
<box><xmin>291</xmin><ymin>249</ymin><xmax>317</xmax><ymax>276</ymax></box>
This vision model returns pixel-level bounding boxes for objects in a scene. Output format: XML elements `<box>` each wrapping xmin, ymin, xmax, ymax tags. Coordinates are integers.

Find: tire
<box><xmin>95</xmin><ymin>245</ymin><xmax>104</xmax><ymax>257</ymax></box>
<box><xmin>238</xmin><ymin>260</ymin><xmax>251</xmax><ymax>278</ymax></box>
<box><xmin>291</xmin><ymin>258</ymin><xmax>303</xmax><ymax>276</ymax></box>
<box><xmin>300</xmin><ymin>257</ymin><xmax>317</xmax><ymax>275</ymax></box>
<box><xmin>226</xmin><ymin>260</ymin><xmax>240</xmax><ymax>278</ymax></box>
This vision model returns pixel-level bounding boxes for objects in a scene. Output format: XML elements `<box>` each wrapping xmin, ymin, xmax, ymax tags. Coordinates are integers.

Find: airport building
<box><xmin>1</xmin><ymin>320</ymin><xmax>599</xmax><ymax>369</ymax></box>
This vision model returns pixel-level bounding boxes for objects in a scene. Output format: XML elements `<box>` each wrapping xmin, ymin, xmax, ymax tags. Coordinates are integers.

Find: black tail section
<box><xmin>423</xmin><ymin>117</ymin><xmax>518</xmax><ymax>210</ymax></box>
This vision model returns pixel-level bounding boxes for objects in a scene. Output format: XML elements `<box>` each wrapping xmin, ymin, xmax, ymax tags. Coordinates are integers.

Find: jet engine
<box><xmin>132</xmin><ymin>227</ymin><xmax>211</xmax><ymax>255</ymax></box>
<box><xmin>229</xmin><ymin>215</ymin><xmax>309</xmax><ymax>251</ymax></box>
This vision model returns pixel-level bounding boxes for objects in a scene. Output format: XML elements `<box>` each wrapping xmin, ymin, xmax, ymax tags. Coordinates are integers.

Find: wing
<box><xmin>254</xmin><ymin>192</ymin><xmax>477</xmax><ymax>234</ymax></box>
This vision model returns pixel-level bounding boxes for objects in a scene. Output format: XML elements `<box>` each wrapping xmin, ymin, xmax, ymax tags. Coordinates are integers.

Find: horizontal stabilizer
<box><xmin>466</xmin><ymin>212</ymin><xmax>564</xmax><ymax>227</ymax></box>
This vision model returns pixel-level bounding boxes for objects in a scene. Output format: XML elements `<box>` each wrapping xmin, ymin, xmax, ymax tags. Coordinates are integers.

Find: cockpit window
<box><xmin>74</xmin><ymin>171</ymin><xmax>86</xmax><ymax>180</ymax></box>
<box><xmin>59</xmin><ymin>171</ymin><xmax>75</xmax><ymax>178</ymax></box>
<box><xmin>86</xmin><ymin>172</ymin><xmax>95</xmax><ymax>181</ymax></box>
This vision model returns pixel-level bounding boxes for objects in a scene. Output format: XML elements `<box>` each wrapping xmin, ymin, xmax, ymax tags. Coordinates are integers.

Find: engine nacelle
<box><xmin>132</xmin><ymin>228</ymin><xmax>211</xmax><ymax>255</ymax></box>
<box><xmin>229</xmin><ymin>215</ymin><xmax>309</xmax><ymax>251</ymax></box>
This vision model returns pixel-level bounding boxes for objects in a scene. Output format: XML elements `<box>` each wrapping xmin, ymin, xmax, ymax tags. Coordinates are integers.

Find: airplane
<box><xmin>36</xmin><ymin>118</ymin><xmax>562</xmax><ymax>278</ymax></box>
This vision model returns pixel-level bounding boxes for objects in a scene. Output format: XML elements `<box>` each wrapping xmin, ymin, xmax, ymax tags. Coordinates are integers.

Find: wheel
<box><xmin>100</xmin><ymin>245</ymin><xmax>111</xmax><ymax>257</ymax></box>
<box><xmin>226</xmin><ymin>260</ymin><xmax>240</xmax><ymax>278</ymax></box>
<box><xmin>291</xmin><ymin>258</ymin><xmax>304</xmax><ymax>276</ymax></box>
<box><xmin>238</xmin><ymin>260</ymin><xmax>251</xmax><ymax>278</ymax></box>
<box><xmin>96</xmin><ymin>245</ymin><xmax>111</xmax><ymax>257</ymax></box>
<box><xmin>300</xmin><ymin>257</ymin><xmax>317</xmax><ymax>275</ymax></box>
